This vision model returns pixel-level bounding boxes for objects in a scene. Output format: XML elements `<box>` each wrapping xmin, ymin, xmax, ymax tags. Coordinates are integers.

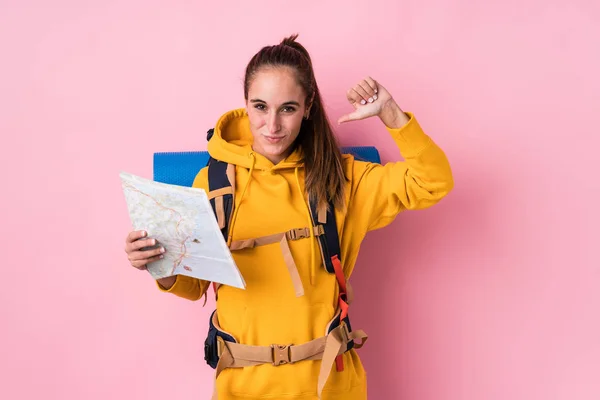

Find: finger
<box><xmin>126</xmin><ymin>230</ymin><xmax>147</xmax><ymax>244</ymax></box>
<box><xmin>125</xmin><ymin>237</ymin><xmax>152</xmax><ymax>253</ymax></box>
<box><xmin>130</xmin><ymin>246</ymin><xmax>166</xmax><ymax>261</ymax></box>
<box><xmin>346</xmin><ymin>88</ymin><xmax>365</xmax><ymax>106</ymax></box>
<box><xmin>338</xmin><ymin>114</ymin><xmax>351</xmax><ymax>124</ymax></box>
<box><xmin>145</xmin><ymin>246</ymin><xmax>166</xmax><ymax>259</ymax></box>
<box><xmin>364</xmin><ymin>76</ymin><xmax>378</xmax><ymax>95</ymax></box>
<box><xmin>132</xmin><ymin>254</ymin><xmax>164</xmax><ymax>269</ymax></box>
<box><xmin>130</xmin><ymin>238</ymin><xmax>158</xmax><ymax>252</ymax></box>
<box><xmin>353</xmin><ymin>85</ymin><xmax>372</xmax><ymax>104</ymax></box>
<box><xmin>338</xmin><ymin>109</ymin><xmax>363</xmax><ymax>124</ymax></box>
<box><xmin>358</xmin><ymin>81</ymin><xmax>376</xmax><ymax>102</ymax></box>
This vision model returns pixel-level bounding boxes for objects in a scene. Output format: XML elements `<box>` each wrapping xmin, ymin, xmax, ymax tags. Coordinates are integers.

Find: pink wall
<box><xmin>1</xmin><ymin>1</ymin><xmax>598</xmax><ymax>399</ymax></box>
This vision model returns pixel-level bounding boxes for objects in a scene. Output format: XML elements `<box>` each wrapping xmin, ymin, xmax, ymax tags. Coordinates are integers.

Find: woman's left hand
<box><xmin>337</xmin><ymin>77</ymin><xmax>409</xmax><ymax>129</ymax></box>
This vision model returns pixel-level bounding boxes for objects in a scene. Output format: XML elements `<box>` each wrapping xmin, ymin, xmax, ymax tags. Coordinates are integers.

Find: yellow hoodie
<box><xmin>158</xmin><ymin>108</ymin><xmax>453</xmax><ymax>399</ymax></box>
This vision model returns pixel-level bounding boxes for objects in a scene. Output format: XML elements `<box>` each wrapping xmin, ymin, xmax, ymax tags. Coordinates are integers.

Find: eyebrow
<box><xmin>250</xmin><ymin>98</ymin><xmax>301</xmax><ymax>107</ymax></box>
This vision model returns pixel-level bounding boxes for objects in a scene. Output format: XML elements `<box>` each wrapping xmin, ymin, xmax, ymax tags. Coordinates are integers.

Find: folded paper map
<box><xmin>119</xmin><ymin>171</ymin><xmax>246</xmax><ymax>290</ymax></box>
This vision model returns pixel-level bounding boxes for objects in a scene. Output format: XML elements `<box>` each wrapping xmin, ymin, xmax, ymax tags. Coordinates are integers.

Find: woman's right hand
<box><xmin>124</xmin><ymin>230</ymin><xmax>177</xmax><ymax>289</ymax></box>
<box><xmin>124</xmin><ymin>230</ymin><xmax>165</xmax><ymax>270</ymax></box>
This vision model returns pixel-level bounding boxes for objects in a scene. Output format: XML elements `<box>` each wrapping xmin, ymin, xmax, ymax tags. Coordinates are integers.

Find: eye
<box><xmin>254</xmin><ymin>104</ymin><xmax>266</xmax><ymax>111</ymax></box>
<box><xmin>281</xmin><ymin>106</ymin><xmax>296</xmax><ymax>113</ymax></box>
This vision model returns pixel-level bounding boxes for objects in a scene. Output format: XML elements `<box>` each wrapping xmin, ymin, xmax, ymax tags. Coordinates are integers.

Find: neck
<box><xmin>251</xmin><ymin>146</ymin><xmax>293</xmax><ymax>165</ymax></box>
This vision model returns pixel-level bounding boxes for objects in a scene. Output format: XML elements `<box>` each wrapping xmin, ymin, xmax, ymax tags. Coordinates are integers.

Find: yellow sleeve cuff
<box><xmin>156</xmin><ymin>275</ymin><xmax>203</xmax><ymax>301</ymax></box>
<box><xmin>385</xmin><ymin>112</ymin><xmax>433</xmax><ymax>158</ymax></box>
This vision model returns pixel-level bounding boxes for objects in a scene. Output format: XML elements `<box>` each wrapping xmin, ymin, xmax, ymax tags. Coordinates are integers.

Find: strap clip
<box><xmin>287</xmin><ymin>228</ymin><xmax>309</xmax><ymax>241</ymax></box>
<box><xmin>271</xmin><ymin>344</ymin><xmax>292</xmax><ymax>366</ymax></box>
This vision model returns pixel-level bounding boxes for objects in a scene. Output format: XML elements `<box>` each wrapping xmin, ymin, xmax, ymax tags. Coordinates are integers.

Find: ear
<box><xmin>305</xmin><ymin>93</ymin><xmax>315</xmax><ymax>118</ymax></box>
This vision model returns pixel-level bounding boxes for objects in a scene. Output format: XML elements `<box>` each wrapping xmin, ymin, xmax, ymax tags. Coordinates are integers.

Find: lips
<box><xmin>263</xmin><ymin>135</ymin><xmax>285</xmax><ymax>143</ymax></box>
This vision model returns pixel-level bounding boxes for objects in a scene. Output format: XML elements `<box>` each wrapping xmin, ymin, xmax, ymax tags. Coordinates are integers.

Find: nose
<box><xmin>266</xmin><ymin>111</ymin><xmax>281</xmax><ymax>134</ymax></box>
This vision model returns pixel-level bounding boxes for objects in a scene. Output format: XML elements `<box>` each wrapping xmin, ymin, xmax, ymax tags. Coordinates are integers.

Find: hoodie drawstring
<box><xmin>295</xmin><ymin>167</ymin><xmax>317</xmax><ymax>286</ymax></box>
<box><xmin>227</xmin><ymin>156</ymin><xmax>316</xmax><ymax>289</ymax></box>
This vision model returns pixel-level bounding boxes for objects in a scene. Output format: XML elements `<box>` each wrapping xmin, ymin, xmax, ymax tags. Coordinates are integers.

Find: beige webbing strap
<box><xmin>227</xmin><ymin>226</ymin><xmax>324</xmax><ymax>298</ymax></box>
<box><xmin>317</xmin><ymin>203</ymin><xmax>327</xmax><ymax>224</ymax></box>
<box><xmin>317</xmin><ymin>324</ymin><xmax>344</xmax><ymax>398</ymax></box>
<box><xmin>226</xmin><ymin>164</ymin><xmax>236</xmax><ymax>191</ymax></box>
<box><xmin>317</xmin><ymin>324</ymin><xmax>369</xmax><ymax>398</ymax></box>
<box><xmin>210</xmin><ymin>323</ymin><xmax>368</xmax><ymax>400</ymax></box>
<box><xmin>215</xmin><ymin>196</ymin><xmax>225</xmax><ymax>229</ymax></box>
<box><xmin>210</xmin><ymin>336</ymin><xmax>329</xmax><ymax>400</ymax></box>
<box><xmin>229</xmin><ymin>232</ymin><xmax>283</xmax><ymax>250</ymax></box>
<box><xmin>208</xmin><ymin>187</ymin><xmax>233</xmax><ymax>200</ymax></box>
<box><xmin>230</xmin><ymin>232</ymin><xmax>305</xmax><ymax>297</ymax></box>
<box><xmin>279</xmin><ymin>235</ymin><xmax>304</xmax><ymax>297</ymax></box>
<box><xmin>349</xmin><ymin>329</ymin><xmax>368</xmax><ymax>349</ymax></box>
<box><xmin>225</xmin><ymin>164</ymin><xmax>236</xmax><ymax>225</ymax></box>
<box><xmin>229</xmin><ymin>226</ymin><xmax>323</xmax><ymax>251</ymax></box>
<box><xmin>346</xmin><ymin>281</ymin><xmax>354</xmax><ymax>305</ymax></box>
<box><xmin>215</xmin><ymin>344</ymin><xmax>234</xmax><ymax>378</ymax></box>
<box><xmin>224</xmin><ymin>337</ymin><xmax>326</xmax><ymax>367</ymax></box>
<box><xmin>211</xmin><ymin>342</ymin><xmax>234</xmax><ymax>400</ymax></box>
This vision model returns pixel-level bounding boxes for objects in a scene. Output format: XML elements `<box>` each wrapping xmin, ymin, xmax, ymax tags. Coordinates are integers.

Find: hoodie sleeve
<box><xmin>155</xmin><ymin>167</ymin><xmax>212</xmax><ymax>301</ymax></box>
<box><xmin>348</xmin><ymin>112</ymin><xmax>454</xmax><ymax>232</ymax></box>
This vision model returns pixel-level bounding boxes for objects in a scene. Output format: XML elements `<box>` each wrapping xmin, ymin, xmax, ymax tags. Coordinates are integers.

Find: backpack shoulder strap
<box><xmin>309</xmin><ymin>199</ymin><xmax>341</xmax><ymax>274</ymax></box>
<box><xmin>207</xmin><ymin>157</ymin><xmax>235</xmax><ymax>242</ymax></box>
<box><xmin>206</xmin><ymin>129</ymin><xmax>236</xmax><ymax>244</ymax></box>
<box><xmin>206</xmin><ymin>128</ymin><xmax>237</xmax><ymax>299</ymax></box>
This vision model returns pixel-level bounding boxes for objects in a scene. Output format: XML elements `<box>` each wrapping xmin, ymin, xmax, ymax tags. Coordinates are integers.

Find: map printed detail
<box><xmin>120</xmin><ymin>172</ymin><xmax>246</xmax><ymax>289</ymax></box>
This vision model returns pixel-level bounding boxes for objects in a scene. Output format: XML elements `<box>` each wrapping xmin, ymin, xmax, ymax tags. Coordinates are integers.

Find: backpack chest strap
<box><xmin>229</xmin><ymin>225</ymin><xmax>323</xmax><ymax>250</ymax></box>
<box><xmin>224</xmin><ymin>225</ymin><xmax>324</xmax><ymax>297</ymax></box>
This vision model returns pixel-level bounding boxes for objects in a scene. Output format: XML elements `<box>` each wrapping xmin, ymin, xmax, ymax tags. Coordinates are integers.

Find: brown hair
<box><xmin>243</xmin><ymin>34</ymin><xmax>346</xmax><ymax>211</ymax></box>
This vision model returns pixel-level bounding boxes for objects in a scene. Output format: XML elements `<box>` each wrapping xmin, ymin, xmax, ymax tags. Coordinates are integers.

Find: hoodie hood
<box><xmin>207</xmin><ymin>108</ymin><xmax>304</xmax><ymax>171</ymax></box>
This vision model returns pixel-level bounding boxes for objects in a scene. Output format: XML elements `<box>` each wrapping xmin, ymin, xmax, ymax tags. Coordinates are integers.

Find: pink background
<box><xmin>1</xmin><ymin>1</ymin><xmax>599</xmax><ymax>399</ymax></box>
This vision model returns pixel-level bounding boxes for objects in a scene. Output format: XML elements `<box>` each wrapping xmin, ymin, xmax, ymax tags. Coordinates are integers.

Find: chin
<box><xmin>264</xmin><ymin>146</ymin><xmax>288</xmax><ymax>158</ymax></box>
<box><xmin>256</xmin><ymin>140</ymin><xmax>293</xmax><ymax>162</ymax></box>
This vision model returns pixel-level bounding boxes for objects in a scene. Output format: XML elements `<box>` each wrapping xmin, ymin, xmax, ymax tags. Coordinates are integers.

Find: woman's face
<box><xmin>246</xmin><ymin>67</ymin><xmax>308</xmax><ymax>164</ymax></box>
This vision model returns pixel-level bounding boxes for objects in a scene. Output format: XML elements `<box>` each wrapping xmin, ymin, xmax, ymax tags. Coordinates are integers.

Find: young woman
<box><xmin>124</xmin><ymin>34</ymin><xmax>453</xmax><ymax>400</ymax></box>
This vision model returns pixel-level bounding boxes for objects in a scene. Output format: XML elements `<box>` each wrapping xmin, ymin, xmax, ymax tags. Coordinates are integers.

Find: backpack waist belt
<box><xmin>206</xmin><ymin>310</ymin><xmax>367</xmax><ymax>400</ymax></box>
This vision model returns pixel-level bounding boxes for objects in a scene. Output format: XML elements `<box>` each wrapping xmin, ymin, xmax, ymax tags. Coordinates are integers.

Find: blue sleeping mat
<box><xmin>153</xmin><ymin>146</ymin><xmax>380</xmax><ymax>187</ymax></box>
